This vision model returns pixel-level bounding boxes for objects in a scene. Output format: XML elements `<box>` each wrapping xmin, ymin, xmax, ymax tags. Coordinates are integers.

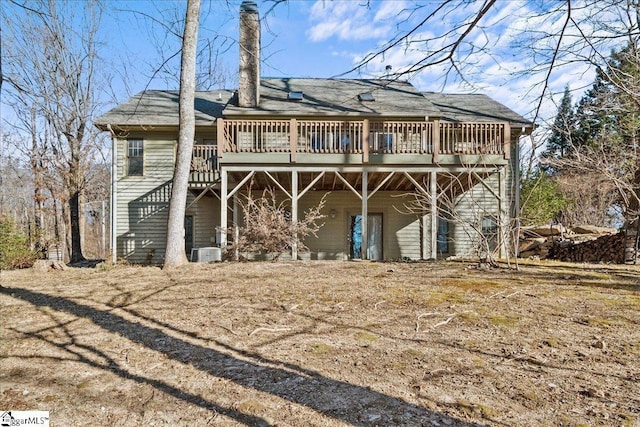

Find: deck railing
<box><xmin>224</xmin><ymin>120</ymin><xmax>292</xmax><ymax>153</ymax></box>
<box><xmin>368</xmin><ymin>121</ymin><xmax>433</xmax><ymax>154</ymax></box>
<box><xmin>219</xmin><ymin>119</ymin><xmax>508</xmax><ymax>156</ymax></box>
<box><xmin>190</xmin><ymin>144</ymin><xmax>218</xmax><ymax>182</ymax></box>
<box><xmin>439</xmin><ymin>122</ymin><xmax>505</xmax><ymax>155</ymax></box>
<box><xmin>297</xmin><ymin>120</ymin><xmax>364</xmax><ymax>154</ymax></box>
<box><xmin>193</xmin><ymin>119</ymin><xmax>510</xmax><ymax>175</ymax></box>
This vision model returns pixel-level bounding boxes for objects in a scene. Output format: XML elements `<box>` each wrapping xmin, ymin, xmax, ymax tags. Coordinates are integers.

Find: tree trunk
<box><xmin>31</xmin><ymin>108</ymin><xmax>45</xmax><ymax>255</ymax></box>
<box><xmin>69</xmin><ymin>189</ymin><xmax>85</xmax><ymax>263</ymax></box>
<box><xmin>61</xmin><ymin>200</ymin><xmax>70</xmax><ymax>262</ymax></box>
<box><xmin>163</xmin><ymin>0</ymin><xmax>201</xmax><ymax>269</ymax></box>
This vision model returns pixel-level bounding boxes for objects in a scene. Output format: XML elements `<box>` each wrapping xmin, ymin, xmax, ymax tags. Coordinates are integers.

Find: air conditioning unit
<box><xmin>194</xmin><ymin>247</ymin><xmax>221</xmax><ymax>262</ymax></box>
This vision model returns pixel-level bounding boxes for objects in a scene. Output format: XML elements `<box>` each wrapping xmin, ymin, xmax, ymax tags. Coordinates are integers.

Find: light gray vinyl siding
<box><xmin>114</xmin><ymin>129</ymin><xmax>222</xmax><ymax>264</ymax></box>
<box><xmin>187</xmin><ymin>196</ymin><xmax>219</xmax><ymax>248</ymax></box>
<box><xmin>446</xmin><ymin>171</ymin><xmax>508</xmax><ymax>258</ymax></box>
<box><xmin>113</xmin><ymin>135</ymin><xmax>519</xmax><ymax>263</ymax></box>
<box><xmin>228</xmin><ymin>190</ymin><xmax>423</xmax><ymax>261</ymax></box>
<box><xmin>115</xmin><ymin>133</ymin><xmax>176</xmax><ymax>264</ymax></box>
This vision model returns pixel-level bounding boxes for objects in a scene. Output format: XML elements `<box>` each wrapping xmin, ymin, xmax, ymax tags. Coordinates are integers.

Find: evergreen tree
<box><xmin>573</xmin><ymin>41</ymin><xmax>640</xmax><ymax>149</ymax></box>
<box><xmin>573</xmin><ymin>68</ymin><xmax>612</xmax><ymax>147</ymax></box>
<box><xmin>548</xmin><ymin>40</ymin><xmax>640</xmax><ymax>229</ymax></box>
<box><xmin>541</xmin><ymin>85</ymin><xmax>575</xmax><ymax>173</ymax></box>
<box><xmin>0</xmin><ymin>216</ymin><xmax>36</xmax><ymax>269</ymax></box>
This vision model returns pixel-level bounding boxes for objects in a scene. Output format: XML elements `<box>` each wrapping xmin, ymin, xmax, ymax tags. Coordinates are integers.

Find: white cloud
<box><xmin>482</xmin><ymin>1</ymin><xmax>527</xmax><ymax>28</ymax></box>
<box><xmin>307</xmin><ymin>0</ymin><xmax>404</xmax><ymax>42</ymax></box>
<box><xmin>374</xmin><ymin>0</ymin><xmax>409</xmax><ymax>21</ymax></box>
<box><xmin>301</xmin><ymin>0</ymin><xmax>629</xmax><ymax>123</ymax></box>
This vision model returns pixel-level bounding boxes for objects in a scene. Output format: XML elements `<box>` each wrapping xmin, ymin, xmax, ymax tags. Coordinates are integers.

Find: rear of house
<box><xmin>95</xmin><ymin>1</ymin><xmax>532</xmax><ymax>265</ymax></box>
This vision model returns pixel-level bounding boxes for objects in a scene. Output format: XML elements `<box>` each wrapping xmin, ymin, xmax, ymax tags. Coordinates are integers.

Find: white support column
<box><xmin>498</xmin><ymin>166</ymin><xmax>507</xmax><ymax>259</ymax></box>
<box><xmin>291</xmin><ymin>170</ymin><xmax>298</xmax><ymax>260</ymax></box>
<box><xmin>361</xmin><ymin>169</ymin><xmax>368</xmax><ymax>260</ymax></box>
<box><xmin>422</xmin><ymin>214</ymin><xmax>428</xmax><ymax>260</ymax></box>
<box><xmin>430</xmin><ymin>171</ymin><xmax>438</xmax><ymax>259</ymax></box>
<box><xmin>233</xmin><ymin>194</ymin><xmax>239</xmax><ymax>261</ymax></box>
<box><xmin>220</xmin><ymin>169</ymin><xmax>228</xmax><ymax>248</ymax></box>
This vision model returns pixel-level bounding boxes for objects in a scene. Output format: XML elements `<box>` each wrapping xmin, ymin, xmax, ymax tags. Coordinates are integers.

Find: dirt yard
<box><xmin>1</xmin><ymin>260</ymin><xmax>638</xmax><ymax>426</ymax></box>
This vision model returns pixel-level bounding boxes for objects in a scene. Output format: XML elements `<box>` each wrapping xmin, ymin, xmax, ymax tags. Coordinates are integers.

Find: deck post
<box><xmin>363</xmin><ymin>119</ymin><xmax>369</xmax><ymax>164</ymax></box>
<box><xmin>422</xmin><ymin>213</ymin><xmax>428</xmax><ymax>261</ymax></box>
<box><xmin>220</xmin><ymin>169</ymin><xmax>228</xmax><ymax>248</ymax></box>
<box><xmin>503</xmin><ymin>123</ymin><xmax>511</xmax><ymax>160</ymax></box>
<box><xmin>233</xmin><ymin>194</ymin><xmax>239</xmax><ymax>261</ymax></box>
<box><xmin>290</xmin><ymin>118</ymin><xmax>297</xmax><ymax>163</ymax></box>
<box><xmin>430</xmin><ymin>170</ymin><xmax>438</xmax><ymax>259</ymax></box>
<box><xmin>291</xmin><ymin>169</ymin><xmax>298</xmax><ymax>260</ymax></box>
<box><xmin>217</xmin><ymin>118</ymin><xmax>224</xmax><ymax>158</ymax></box>
<box><xmin>499</xmin><ymin>166</ymin><xmax>507</xmax><ymax>259</ymax></box>
<box><xmin>432</xmin><ymin>120</ymin><xmax>440</xmax><ymax>163</ymax></box>
<box><xmin>361</xmin><ymin>169</ymin><xmax>368</xmax><ymax>260</ymax></box>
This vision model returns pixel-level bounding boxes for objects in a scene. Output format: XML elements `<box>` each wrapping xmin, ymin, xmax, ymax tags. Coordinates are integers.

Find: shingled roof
<box><xmin>422</xmin><ymin>92</ymin><xmax>531</xmax><ymax>127</ymax></box>
<box><xmin>95</xmin><ymin>80</ymin><xmax>532</xmax><ymax>128</ymax></box>
<box><xmin>94</xmin><ymin>90</ymin><xmax>234</xmax><ymax>129</ymax></box>
<box><xmin>223</xmin><ymin>78</ymin><xmax>442</xmax><ymax>118</ymax></box>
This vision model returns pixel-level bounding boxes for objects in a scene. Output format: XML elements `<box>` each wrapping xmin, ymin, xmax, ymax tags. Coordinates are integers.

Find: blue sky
<box><xmin>98</xmin><ymin>0</ymin><xmax>632</xmax><ymax>125</ymax></box>
<box><xmin>2</xmin><ymin>0</ymin><xmax>631</xmax><ymax>127</ymax></box>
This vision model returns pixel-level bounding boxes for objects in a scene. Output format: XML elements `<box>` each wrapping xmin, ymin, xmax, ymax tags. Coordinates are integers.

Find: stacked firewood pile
<box><xmin>518</xmin><ymin>225</ymin><xmax>625</xmax><ymax>263</ymax></box>
<box><xmin>546</xmin><ymin>231</ymin><xmax>625</xmax><ymax>263</ymax></box>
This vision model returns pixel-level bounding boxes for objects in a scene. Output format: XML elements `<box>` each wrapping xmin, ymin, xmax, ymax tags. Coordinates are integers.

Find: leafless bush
<box><xmin>402</xmin><ymin>170</ymin><xmax>511</xmax><ymax>268</ymax></box>
<box><xmin>554</xmin><ymin>171</ymin><xmax>619</xmax><ymax>227</ymax></box>
<box><xmin>225</xmin><ymin>186</ymin><xmax>327</xmax><ymax>261</ymax></box>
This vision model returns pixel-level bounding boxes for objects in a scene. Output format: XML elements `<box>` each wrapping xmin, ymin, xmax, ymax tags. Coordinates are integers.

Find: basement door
<box><xmin>350</xmin><ymin>214</ymin><xmax>383</xmax><ymax>260</ymax></box>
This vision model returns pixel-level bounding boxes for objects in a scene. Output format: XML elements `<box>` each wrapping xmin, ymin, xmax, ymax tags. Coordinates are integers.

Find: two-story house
<box><xmin>96</xmin><ymin>1</ymin><xmax>532</xmax><ymax>265</ymax></box>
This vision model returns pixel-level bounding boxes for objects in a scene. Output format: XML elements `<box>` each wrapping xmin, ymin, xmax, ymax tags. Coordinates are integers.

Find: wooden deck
<box><xmin>190</xmin><ymin>119</ymin><xmax>511</xmax><ymax>185</ymax></box>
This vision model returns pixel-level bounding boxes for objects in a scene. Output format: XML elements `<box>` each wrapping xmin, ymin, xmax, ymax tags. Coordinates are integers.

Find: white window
<box><xmin>127</xmin><ymin>139</ymin><xmax>144</xmax><ymax>176</ymax></box>
<box><xmin>481</xmin><ymin>215</ymin><xmax>499</xmax><ymax>252</ymax></box>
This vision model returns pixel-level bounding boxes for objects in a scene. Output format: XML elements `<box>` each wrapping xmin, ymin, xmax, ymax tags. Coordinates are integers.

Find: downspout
<box><xmin>107</xmin><ymin>124</ymin><xmax>117</xmax><ymax>264</ymax></box>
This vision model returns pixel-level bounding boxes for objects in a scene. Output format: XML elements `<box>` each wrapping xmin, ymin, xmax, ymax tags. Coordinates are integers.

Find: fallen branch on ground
<box><xmin>249</xmin><ymin>326</ymin><xmax>292</xmax><ymax>336</ymax></box>
<box><xmin>415</xmin><ymin>312</ymin><xmax>439</xmax><ymax>332</ymax></box>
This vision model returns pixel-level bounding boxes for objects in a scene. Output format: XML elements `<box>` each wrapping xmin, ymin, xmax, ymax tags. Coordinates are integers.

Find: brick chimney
<box><xmin>238</xmin><ymin>1</ymin><xmax>260</xmax><ymax>107</ymax></box>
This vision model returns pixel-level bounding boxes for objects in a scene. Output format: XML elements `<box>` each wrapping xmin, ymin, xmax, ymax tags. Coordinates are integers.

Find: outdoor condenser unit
<box><xmin>194</xmin><ymin>247</ymin><xmax>221</xmax><ymax>262</ymax></box>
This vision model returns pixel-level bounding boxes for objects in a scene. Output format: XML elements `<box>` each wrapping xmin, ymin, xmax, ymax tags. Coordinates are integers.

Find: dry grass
<box><xmin>1</xmin><ymin>260</ymin><xmax>639</xmax><ymax>426</ymax></box>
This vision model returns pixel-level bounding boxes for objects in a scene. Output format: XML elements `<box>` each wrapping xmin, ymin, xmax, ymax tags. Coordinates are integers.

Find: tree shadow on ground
<box><xmin>1</xmin><ymin>285</ymin><xmax>484</xmax><ymax>427</ymax></box>
<box><xmin>510</xmin><ymin>263</ymin><xmax>640</xmax><ymax>292</ymax></box>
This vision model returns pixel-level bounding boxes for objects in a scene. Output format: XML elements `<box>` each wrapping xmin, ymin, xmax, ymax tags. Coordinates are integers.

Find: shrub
<box><xmin>225</xmin><ymin>186</ymin><xmax>327</xmax><ymax>260</ymax></box>
<box><xmin>0</xmin><ymin>216</ymin><xmax>36</xmax><ymax>269</ymax></box>
<box><xmin>520</xmin><ymin>174</ymin><xmax>567</xmax><ymax>226</ymax></box>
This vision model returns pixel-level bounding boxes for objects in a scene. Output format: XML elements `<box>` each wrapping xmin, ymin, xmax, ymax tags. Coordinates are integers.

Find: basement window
<box><xmin>358</xmin><ymin>92</ymin><xmax>375</xmax><ymax>102</ymax></box>
<box><xmin>288</xmin><ymin>91</ymin><xmax>304</xmax><ymax>101</ymax></box>
<box><xmin>481</xmin><ymin>215</ymin><xmax>499</xmax><ymax>252</ymax></box>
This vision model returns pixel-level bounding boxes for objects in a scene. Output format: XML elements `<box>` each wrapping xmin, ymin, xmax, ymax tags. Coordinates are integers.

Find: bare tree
<box><xmin>554</xmin><ymin>171</ymin><xmax>619</xmax><ymax>227</ymax></box>
<box><xmin>545</xmin><ymin>36</ymin><xmax>640</xmax><ymax>223</ymax></box>
<box><xmin>2</xmin><ymin>0</ymin><xmax>107</xmax><ymax>263</ymax></box>
<box><xmin>345</xmin><ymin>1</ymin><xmax>638</xmax><ymax>122</ymax></box>
<box><xmin>347</xmin><ymin>0</ymin><xmax>638</xmax><ymax>261</ymax></box>
<box><xmin>164</xmin><ymin>0</ymin><xmax>201</xmax><ymax>269</ymax></box>
<box><xmin>402</xmin><ymin>169</ymin><xmax>513</xmax><ymax>267</ymax></box>
<box><xmin>116</xmin><ymin>1</ymin><xmax>236</xmax><ymax>91</ymax></box>
<box><xmin>226</xmin><ymin>186</ymin><xmax>327</xmax><ymax>261</ymax></box>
